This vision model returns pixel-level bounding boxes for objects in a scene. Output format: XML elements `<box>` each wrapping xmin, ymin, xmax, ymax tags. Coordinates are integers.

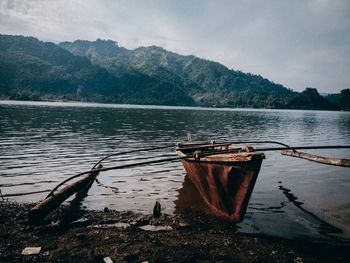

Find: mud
<box><xmin>0</xmin><ymin>201</ymin><xmax>349</xmax><ymax>262</ymax></box>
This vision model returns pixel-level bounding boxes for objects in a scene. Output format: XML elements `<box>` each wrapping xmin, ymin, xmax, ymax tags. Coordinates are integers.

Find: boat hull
<box><xmin>179</xmin><ymin>152</ymin><xmax>264</xmax><ymax>222</ymax></box>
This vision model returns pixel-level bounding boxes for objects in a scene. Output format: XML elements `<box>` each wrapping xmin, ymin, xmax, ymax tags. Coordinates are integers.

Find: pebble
<box><xmin>21</xmin><ymin>247</ymin><xmax>41</xmax><ymax>255</ymax></box>
<box><xmin>103</xmin><ymin>256</ymin><xmax>113</xmax><ymax>263</ymax></box>
<box><xmin>179</xmin><ymin>222</ymin><xmax>190</xmax><ymax>228</ymax></box>
<box><xmin>139</xmin><ymin>225</ymin><xmax>173</xmax><ymax>232</ymax></box>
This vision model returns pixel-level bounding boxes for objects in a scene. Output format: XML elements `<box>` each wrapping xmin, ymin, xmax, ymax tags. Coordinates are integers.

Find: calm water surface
<box><xmin>1</xmin><ymin>100</ymin><xmax>350</xmax><ymax>242</ymax></box>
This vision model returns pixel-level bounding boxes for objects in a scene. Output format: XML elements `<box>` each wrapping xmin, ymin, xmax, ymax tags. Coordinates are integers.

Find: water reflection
<box><xmin>175</xmin><ymin>175</ymin><xmax>211</xmax><ymax>215</ymax></box>
<box><xmin>278</xmin><ymin>183</ymin><xmax>342</xmax><ymax>236</ymax></box>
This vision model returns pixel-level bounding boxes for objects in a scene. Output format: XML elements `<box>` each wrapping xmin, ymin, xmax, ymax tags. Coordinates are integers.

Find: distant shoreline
<box><xmin>1</xmin><ymin>99</ymin><xmax>348</xmax><ymax>113</ymax></box>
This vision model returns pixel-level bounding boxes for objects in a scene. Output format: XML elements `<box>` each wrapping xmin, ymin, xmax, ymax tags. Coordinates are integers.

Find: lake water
<box><xmin>1</xmin><ymin>100</ymin><xmax>350</xmax><ymax>242</ymax></box>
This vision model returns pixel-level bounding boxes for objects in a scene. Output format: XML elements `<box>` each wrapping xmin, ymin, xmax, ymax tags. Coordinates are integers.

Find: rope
<box><xmin>91</xmin><ymin>143</ymin><xmax>176</xmax><ymax>169</ymax></box>
<box><xmin>227</xmin><ymin>140</ymin><xmax>292</xmax><ymax>148</ymax></box>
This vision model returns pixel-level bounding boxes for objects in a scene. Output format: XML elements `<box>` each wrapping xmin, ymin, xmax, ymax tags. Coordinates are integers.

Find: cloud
<box><xmin>0</xmin><ymin>0</ymin><xmax>349</xmax><ymax>93</ymax></box>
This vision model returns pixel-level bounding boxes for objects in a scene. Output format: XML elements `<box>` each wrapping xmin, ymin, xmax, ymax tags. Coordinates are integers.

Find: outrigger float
<box><xmin>29</xmin><ymin>140</ymin><xmax>350</xmax><ymax>224</ymax></box>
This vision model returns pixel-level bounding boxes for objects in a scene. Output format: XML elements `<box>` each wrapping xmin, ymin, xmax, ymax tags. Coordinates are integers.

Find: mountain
<box><xmin>59</xmin><ymin>39</ymin><xmax>297</xmax><ymax>108</ymax></box>
<box><xmin>0</xmin><ymin>35</ymin><xmax>346</xmax><ymax>110</ymax></box>
<box><xmin>0</xmin><ymin>35</ymin><xmax>118</xmax><ymax>101</ymax></box>
<box><xmin>0</xmin><ymin>35</ymin><xmax>194</xmax><ymax>105</ymax></box>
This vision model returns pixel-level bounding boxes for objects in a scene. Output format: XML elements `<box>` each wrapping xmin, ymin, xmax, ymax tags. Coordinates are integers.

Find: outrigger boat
<box><xmin>28</xmin><ymin>139</ymin><xmax>349</xmax><ymax>225</ymax></box>
<box><xmin>176</xmin><ymin>142</ymin><xmax>265</xmax><ymax>222</ymax></box>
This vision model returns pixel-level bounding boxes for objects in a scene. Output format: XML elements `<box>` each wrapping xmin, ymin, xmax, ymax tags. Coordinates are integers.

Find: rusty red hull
<box><xmin>177</xmin><ymin>149</ymin><xmax>264</xmax><ymax>222</ymax></box>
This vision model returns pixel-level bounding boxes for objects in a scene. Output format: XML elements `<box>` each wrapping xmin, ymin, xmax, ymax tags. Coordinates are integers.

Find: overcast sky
<box><xmin>1</xmin><ymin>0</ymin><xmax>349</xmax><ymax>93</ymax></box>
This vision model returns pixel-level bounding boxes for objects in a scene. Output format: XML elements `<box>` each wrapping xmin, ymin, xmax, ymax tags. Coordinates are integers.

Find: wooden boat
<box><xmin>176</xmin><ymin>143</ymin><xmax>265</xmax><ymax>222</ymax></box>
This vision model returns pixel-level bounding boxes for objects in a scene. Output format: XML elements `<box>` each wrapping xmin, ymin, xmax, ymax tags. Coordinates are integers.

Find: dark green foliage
<box><xmin>325</xmin><ymin>93</ymin><xmax>341</xmax><ymax>105</ymax></box>
<box><xmin>0</xmin><ymin>35</ymin><xmax>193</xmax><ymax>105</ymax></box>
<box><xmin>286</xmin><ymin>88</ymin><xmax>338</xmax><ymax>110</ymax></box>
<box><xmin>323</xmin><ymin>90</ymin><xmax>350</xmax><ymax>111</ymax></box>
<box><xmin>340</xmin><ymin>89</ymin><xmax>350</xmax><ymax>111</ymax></box>
<box><xmin>0</xmin><ymin>34</ymin><xmax>119</xmax><ymax>102</ymax></box>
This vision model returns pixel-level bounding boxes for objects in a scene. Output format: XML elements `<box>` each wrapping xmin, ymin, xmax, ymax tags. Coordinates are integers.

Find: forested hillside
<box><xmin>0</xmin><ymin>35</ymin><xmax>194</xmax><ymax>105</ymax></box>
<box><xmin>60</xmin><ymin>39</ymin><xmax>297</xmax><ymax>108</ymax></box>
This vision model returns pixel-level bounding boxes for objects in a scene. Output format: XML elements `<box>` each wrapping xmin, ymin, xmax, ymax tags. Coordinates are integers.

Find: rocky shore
<box><xmin>0</xmin><ymin>201</ymin><xmax>349</xmax><ymax>262</ymax></box>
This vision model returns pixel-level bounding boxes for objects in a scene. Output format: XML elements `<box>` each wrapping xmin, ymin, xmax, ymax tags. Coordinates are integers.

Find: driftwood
<box><xmin>281</xmin><ymin>150</ymin><xmax>350</xmax><ymax>168</ymax></box>
<box><xmin>29</xmin><ymin>168</ymin><xmax>100</xmax><ymax>224</ymax></box>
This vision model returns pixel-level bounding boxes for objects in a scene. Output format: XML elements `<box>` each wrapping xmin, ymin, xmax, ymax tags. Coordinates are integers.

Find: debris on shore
<box><xmin>0</xmin><ymin>201</ymin><xmax>349</xmax><ymax>262</ymax></box>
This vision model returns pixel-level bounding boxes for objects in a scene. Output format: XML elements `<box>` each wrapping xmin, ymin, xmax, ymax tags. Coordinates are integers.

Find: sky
<box><xmin>1</xmin><ymin>0</ymin><xmax>350</xmax><ymax>93</ymax></box>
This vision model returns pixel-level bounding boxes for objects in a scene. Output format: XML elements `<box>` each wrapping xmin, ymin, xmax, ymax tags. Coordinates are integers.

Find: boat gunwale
<box><xmin>180</xmin><ymin>158</ymin><xmax>264</xmax><ymax>165</ymax></box>
<box><xmin>176</xmin><ymin>148</ymin><xmax>265</xmax><ymax>164</ymax></box>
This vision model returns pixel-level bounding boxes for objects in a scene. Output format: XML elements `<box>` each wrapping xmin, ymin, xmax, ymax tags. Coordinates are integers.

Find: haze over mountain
<box><xmin>0</xmin><ymin>34</ymin><xmax>348</xmax><ymax>110</ymax></box>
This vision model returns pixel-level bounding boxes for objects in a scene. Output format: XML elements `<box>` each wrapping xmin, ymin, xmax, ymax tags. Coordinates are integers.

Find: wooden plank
<box><xmin>281</xmin><ymin>150</ymin><xmax>350</xmax><ymax>167</ymax></box>
<box><xmin>176</xmin><ymin>143</ymin><xmax>232</xmax><ymax>151</ymax></box>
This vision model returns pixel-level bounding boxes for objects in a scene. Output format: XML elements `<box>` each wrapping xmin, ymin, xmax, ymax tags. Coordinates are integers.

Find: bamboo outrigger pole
<box><xmin>281</xmin><ymin>150</ymin><xmax>350</xmax><ymax>167</ymax></box>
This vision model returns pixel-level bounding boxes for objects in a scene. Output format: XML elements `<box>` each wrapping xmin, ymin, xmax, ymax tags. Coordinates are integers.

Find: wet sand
<box><xmin>0</xmin><ymin>201</ymin><xmax>349</xmax><ymax>262</ymax></box>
